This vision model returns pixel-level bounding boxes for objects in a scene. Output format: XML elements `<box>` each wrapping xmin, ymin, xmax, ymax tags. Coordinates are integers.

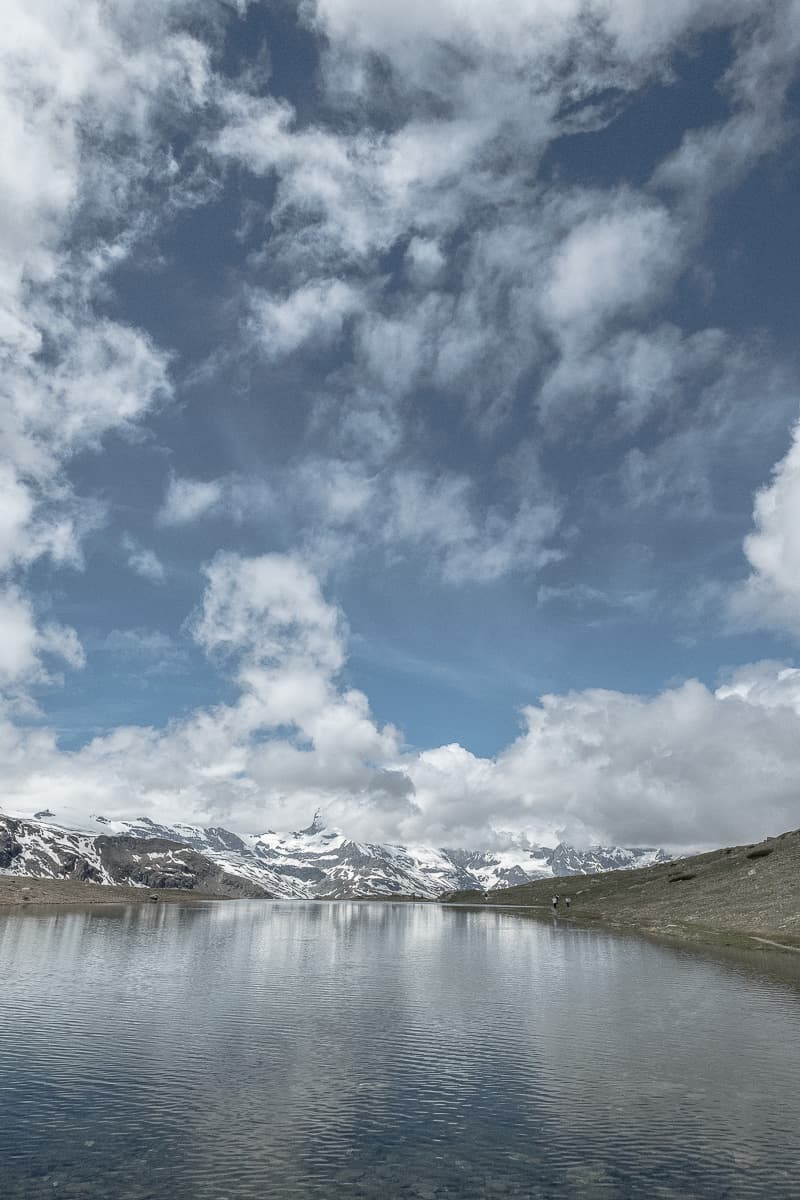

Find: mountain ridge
<box><xmin>0</xmin><ymin>810</ymin><xmax>670</xmax><ymax>898</ymax></box>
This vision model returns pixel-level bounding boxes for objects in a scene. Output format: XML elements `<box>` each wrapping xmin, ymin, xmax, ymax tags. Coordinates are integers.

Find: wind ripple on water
<box><xmin>1</xmin><ymin>900</ymin><xmax>799</xmax><ymax>1199</ymax></box>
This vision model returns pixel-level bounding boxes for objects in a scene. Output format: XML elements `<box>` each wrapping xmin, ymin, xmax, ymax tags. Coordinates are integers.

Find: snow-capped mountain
<box><xmin>1</xmin><ymin>809</ymin><xmax>671</xmax><ymax>898</ymax></box>
<box><xmin>0</xmin><ymin>814</ymin><xmax>272</xmax><ymax>897</ymax></box>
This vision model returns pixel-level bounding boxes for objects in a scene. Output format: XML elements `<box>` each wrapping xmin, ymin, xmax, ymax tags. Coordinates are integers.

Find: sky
<box><xmin>2</xmin><ymin>0</ymin><xmax>800</xmax><ymax>852</ymax></box>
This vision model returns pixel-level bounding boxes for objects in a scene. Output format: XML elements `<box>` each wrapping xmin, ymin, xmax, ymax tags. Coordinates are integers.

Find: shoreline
<box><xmin>438</xmin><ymin>827</ymin><xmax>800</xmax><ymax>960</ymax></box>
<box><xmin>443</xmin><ymin>899</ymin><xmax>800</xmax><ymax>957</ymax></box>
<box><xmin>0</xmin><ymin>877</ymin><xmax>231</xmax><ymax>908</ymax></box>
<box><xmin>3</xmin><ymin>823</ymin><xmax>799</xmax><ymax>971</ymax></box>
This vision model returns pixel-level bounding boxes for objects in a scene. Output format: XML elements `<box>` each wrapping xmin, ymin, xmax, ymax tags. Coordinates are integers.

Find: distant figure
<box><xmin>565</xmin><ymin>896</ymin><xmax>571</xmax><ymax>910</ymax></box>
<box><xmin>551</xmin><ymin>894</ymin><xmax>559</xmax><ymax>912</ymax></box>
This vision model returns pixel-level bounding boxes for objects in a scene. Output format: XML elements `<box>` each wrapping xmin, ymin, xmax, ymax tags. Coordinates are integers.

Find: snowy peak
<box><xmin>1</xmin><ymin>810</ymin><xmax>671</xmax><ymax>899</ymax></box>
<box><xmin>293</xmin><ymin>809</ymin><xmax>326</xmax><ymax>837</ymax></box>
<box><xmin>549</xmin><ymin>842</ymin><xmax>671</xmax><ymax>877</ymax></box>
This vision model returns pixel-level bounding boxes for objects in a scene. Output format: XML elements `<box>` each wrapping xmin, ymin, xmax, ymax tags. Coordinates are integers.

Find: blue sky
<box><xmin>3</xmin><ymin>0</ymin><xmax>800</xmax><ymax>850</ymax></box>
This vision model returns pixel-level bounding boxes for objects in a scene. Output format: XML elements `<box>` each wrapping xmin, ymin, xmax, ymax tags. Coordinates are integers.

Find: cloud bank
<box><xmin>1</xmin><ymin>552</ymin><xmax>800</xmax><ymax>853</ymax></box>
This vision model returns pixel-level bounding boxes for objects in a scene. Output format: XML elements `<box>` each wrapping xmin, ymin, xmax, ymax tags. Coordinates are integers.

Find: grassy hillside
<box><xmin>441</xmin><ymin>828</ymin><xmax>800</xmax><ymax>952</ymax></box>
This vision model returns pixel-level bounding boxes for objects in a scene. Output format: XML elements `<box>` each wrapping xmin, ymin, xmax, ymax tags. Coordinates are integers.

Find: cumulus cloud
<box><xmin>0</xmin><ymin>588</ymin><xmax>83</xmax><ymax>691</ymax></box>
<box><xmin>733</xmin><ymin>422</ymin><xmax>800</xmax><ymax>634</ymax></box>
<box><xmin>485</xmin><ymin>673</ymin><xmax>800</xmax><ymax>848</ymax></box>
<box><xmin>2</xmin><ymin>554</ymin><xmax>410</xmax><ymax>834</ymax></box>
<box><xmin>405</xmin><ymin>666</ymin><xmax>800</xmax><ymax>850</ymax></box>
<box><xmin>193</xmin><ymin>552</ymin><xmax>345</xmax><ymax>673</ymax></box>
<box><xmin>2</xmin><ymin>553</ymin><xmax>800</xmax><ymax>852</ymax></box>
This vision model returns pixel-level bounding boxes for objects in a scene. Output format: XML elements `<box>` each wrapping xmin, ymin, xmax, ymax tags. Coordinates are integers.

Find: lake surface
<box><xmin>1</xmin><ymin>901</ymin><xmax>799</xmax><ymax>1200</ymax></box>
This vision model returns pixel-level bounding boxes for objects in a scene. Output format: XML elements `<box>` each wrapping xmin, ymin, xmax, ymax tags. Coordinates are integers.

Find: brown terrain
<box><xmin>0</xmin><ymin>877</ymin><xmax>232</xmax><ymax>908</ymax></box>
<box><xmin>441</xmin><ymin>827</ymin><xmax>800</xmax><ymax>954</ymax></box>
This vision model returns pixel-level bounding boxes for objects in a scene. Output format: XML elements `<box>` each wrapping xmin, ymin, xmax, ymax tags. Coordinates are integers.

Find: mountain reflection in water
<box><xmin>1</xmin><ymin>900</ymin><xmax>799</xmax><ymax>1199</ymax></box>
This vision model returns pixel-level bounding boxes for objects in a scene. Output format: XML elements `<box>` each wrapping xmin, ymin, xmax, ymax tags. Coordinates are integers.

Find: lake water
<box><xmin>1</xmin><ymin>901</ymin><xmax>799</xmax><ymax>1200</ymax></box>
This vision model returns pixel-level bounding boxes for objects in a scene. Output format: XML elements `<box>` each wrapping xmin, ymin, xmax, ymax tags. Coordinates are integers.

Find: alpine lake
<box><xmin>1</xmin><ymin>899</ymin><xmax>799</xmax><ymax>1199</ymax></box>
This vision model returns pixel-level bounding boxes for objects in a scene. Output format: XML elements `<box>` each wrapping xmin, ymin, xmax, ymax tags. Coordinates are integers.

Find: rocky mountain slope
<box><xmin>0</xmin><ymin>815</ymin><xmax>271</xmax><ymax>898</ymax></box>
<box><xmin>1</xmin><ymin>809</ymin><xmax>669</xmax><ymax>898</ymax></box>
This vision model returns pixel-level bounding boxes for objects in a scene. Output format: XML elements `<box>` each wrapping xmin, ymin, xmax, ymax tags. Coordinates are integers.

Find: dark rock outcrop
<box><xmin>94</xmin><ymin>836</ymin><xmax>271</xmax><ymax>897</ymax></box>
<box><xmin>0</xmin><ymin>829</ymin><xmax>23</xmax><ymax>870</ymax></box>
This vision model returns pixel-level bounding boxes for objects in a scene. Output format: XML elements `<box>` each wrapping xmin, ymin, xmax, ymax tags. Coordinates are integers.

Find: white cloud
<box><xmin>157</xmin><ymin>473</ymin><xmax>275</xmax><ymax>527</ymax></box>
<box><xmin>732</xmin><ymin>422</ymin><xmax>800</xmax><ymax>634</ymax></box>
<box><xmin>193</xmin><ymin>552</ymin><xmax>346</xmax><ymax>675</ymax></box>
<box><xmin>205</xmin><ymin>0</ymin><xmax>800</xmax><ymax>531</ymax></box>
<box><xmin>43</xmin><ymin>322</ymin><xmax>172</xmax><ymax>451</ymax></box>
<box><xmin>0</xmin><ymin>0</ymin><xmax>218</xmax><ymax>697</ymax></box>
<box><xmin>0</xmin><ymin>591</ymin><xmax>47</xmax><ymax>686</ymax></box>
<box><xmin>539</xmin><ymin>325</ymin><xmax>726</xmax><ymax>432</ymax></box>
<box><xmin>386</xmin><ymin>469</ymin><xmax>563</xmax><ymax>584</ymax></box>
<box><xmin>406</xmin><ymin>666</ymin><xmax>800</xmax><ymax>851</ymax></box>
<box><xmin>0</xmin><ymin>465</ymin><xmax>35</xmax><ymax>571</ymax></box>
<box><xmin>249</xmin><ymin>279</ymin><xmax>363</xmax><ymax>358</ymax></box>
<box><xmin>304</xmin><ymin>0</ymin><xmax>750</xmax><ymax>92</ymax></box>
<box><xmin>159</xmin><ymin>476</ymin><xmax>224</xmax><ymax>526</ymax></box>
<box><xmin>654</xmin><ymin>1</ymin><xmax>800</xmax><ymax>205</ymax></box>
<box><xmin>2</xmin><ymin>554</ymin><xmax>799</xmax><ymax>852</ymax></box>
<box><xmin>544</xmin><ymin>199</ymin><xmax>679</xmax><ymax>331</ymax></box>
<box><xmin>0</xmin><ymin>588</ymin><xmax>83</xmax><ymax>688</ymax></box>
<box><xmin>592</xmin><ymin>333</ymin><xmax>796</xmax><ymax>515</ymax></box>
<box><xmin>152</xmin><ymin>459</ymin><xmax>563</xmax><ymax>586</ymax></box>
<box><xmin>122</xmin><ymin>535</ymin><xmax>166</xmax><ymax>584</ymax></box>
<box><xmin>299</xmin><ymin>459</ymin><xmax>374</xmax><ymax>525</ymax></box>
<box><xmin>0</xmin><ymin>553</ymin><xmax>407</xmax><ymax>833</ymax></box>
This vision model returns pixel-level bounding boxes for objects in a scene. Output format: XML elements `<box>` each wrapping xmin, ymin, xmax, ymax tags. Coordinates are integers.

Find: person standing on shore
<box><xmin>551</xmin><ymin>894</ymin><xmax>559</xmax><ymax>912</ymax></box>
<box><xmin>565</xmin><ymin>897</ymin><xmax>571</xmax><ymax>911</ymax></box>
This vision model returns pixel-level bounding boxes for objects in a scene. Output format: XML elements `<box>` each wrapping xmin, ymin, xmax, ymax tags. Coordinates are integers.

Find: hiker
<box><xmin>551</xmin><ymin>894</ymin><xmax>558</xmax><ymax>912</ymax></box>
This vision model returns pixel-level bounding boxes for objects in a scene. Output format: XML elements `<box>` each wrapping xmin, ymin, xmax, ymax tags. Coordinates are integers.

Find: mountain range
<box><xmin>0</xmin><ymin>810</ymin><xmax>670</xmax><ymax>898</ymax></box>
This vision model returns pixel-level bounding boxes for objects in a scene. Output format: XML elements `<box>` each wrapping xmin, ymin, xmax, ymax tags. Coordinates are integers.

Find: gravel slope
<box><xmin>442</xmin><ymin>828</ymin><xmax>800</xmax><ymax>952</ymax></box>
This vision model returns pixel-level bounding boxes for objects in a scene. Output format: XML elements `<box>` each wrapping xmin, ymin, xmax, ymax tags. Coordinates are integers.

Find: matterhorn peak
<box><xmin>296</xmin><ymin>809</ymin><xmax>326</xmax><ymax>837</ymax></box>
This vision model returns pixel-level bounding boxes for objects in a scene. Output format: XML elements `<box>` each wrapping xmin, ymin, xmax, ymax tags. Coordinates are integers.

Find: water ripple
<box><xmin>1</xmin><ymin>901</ymin><xmax>799</xmax><ymax>1199</ymax></box>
